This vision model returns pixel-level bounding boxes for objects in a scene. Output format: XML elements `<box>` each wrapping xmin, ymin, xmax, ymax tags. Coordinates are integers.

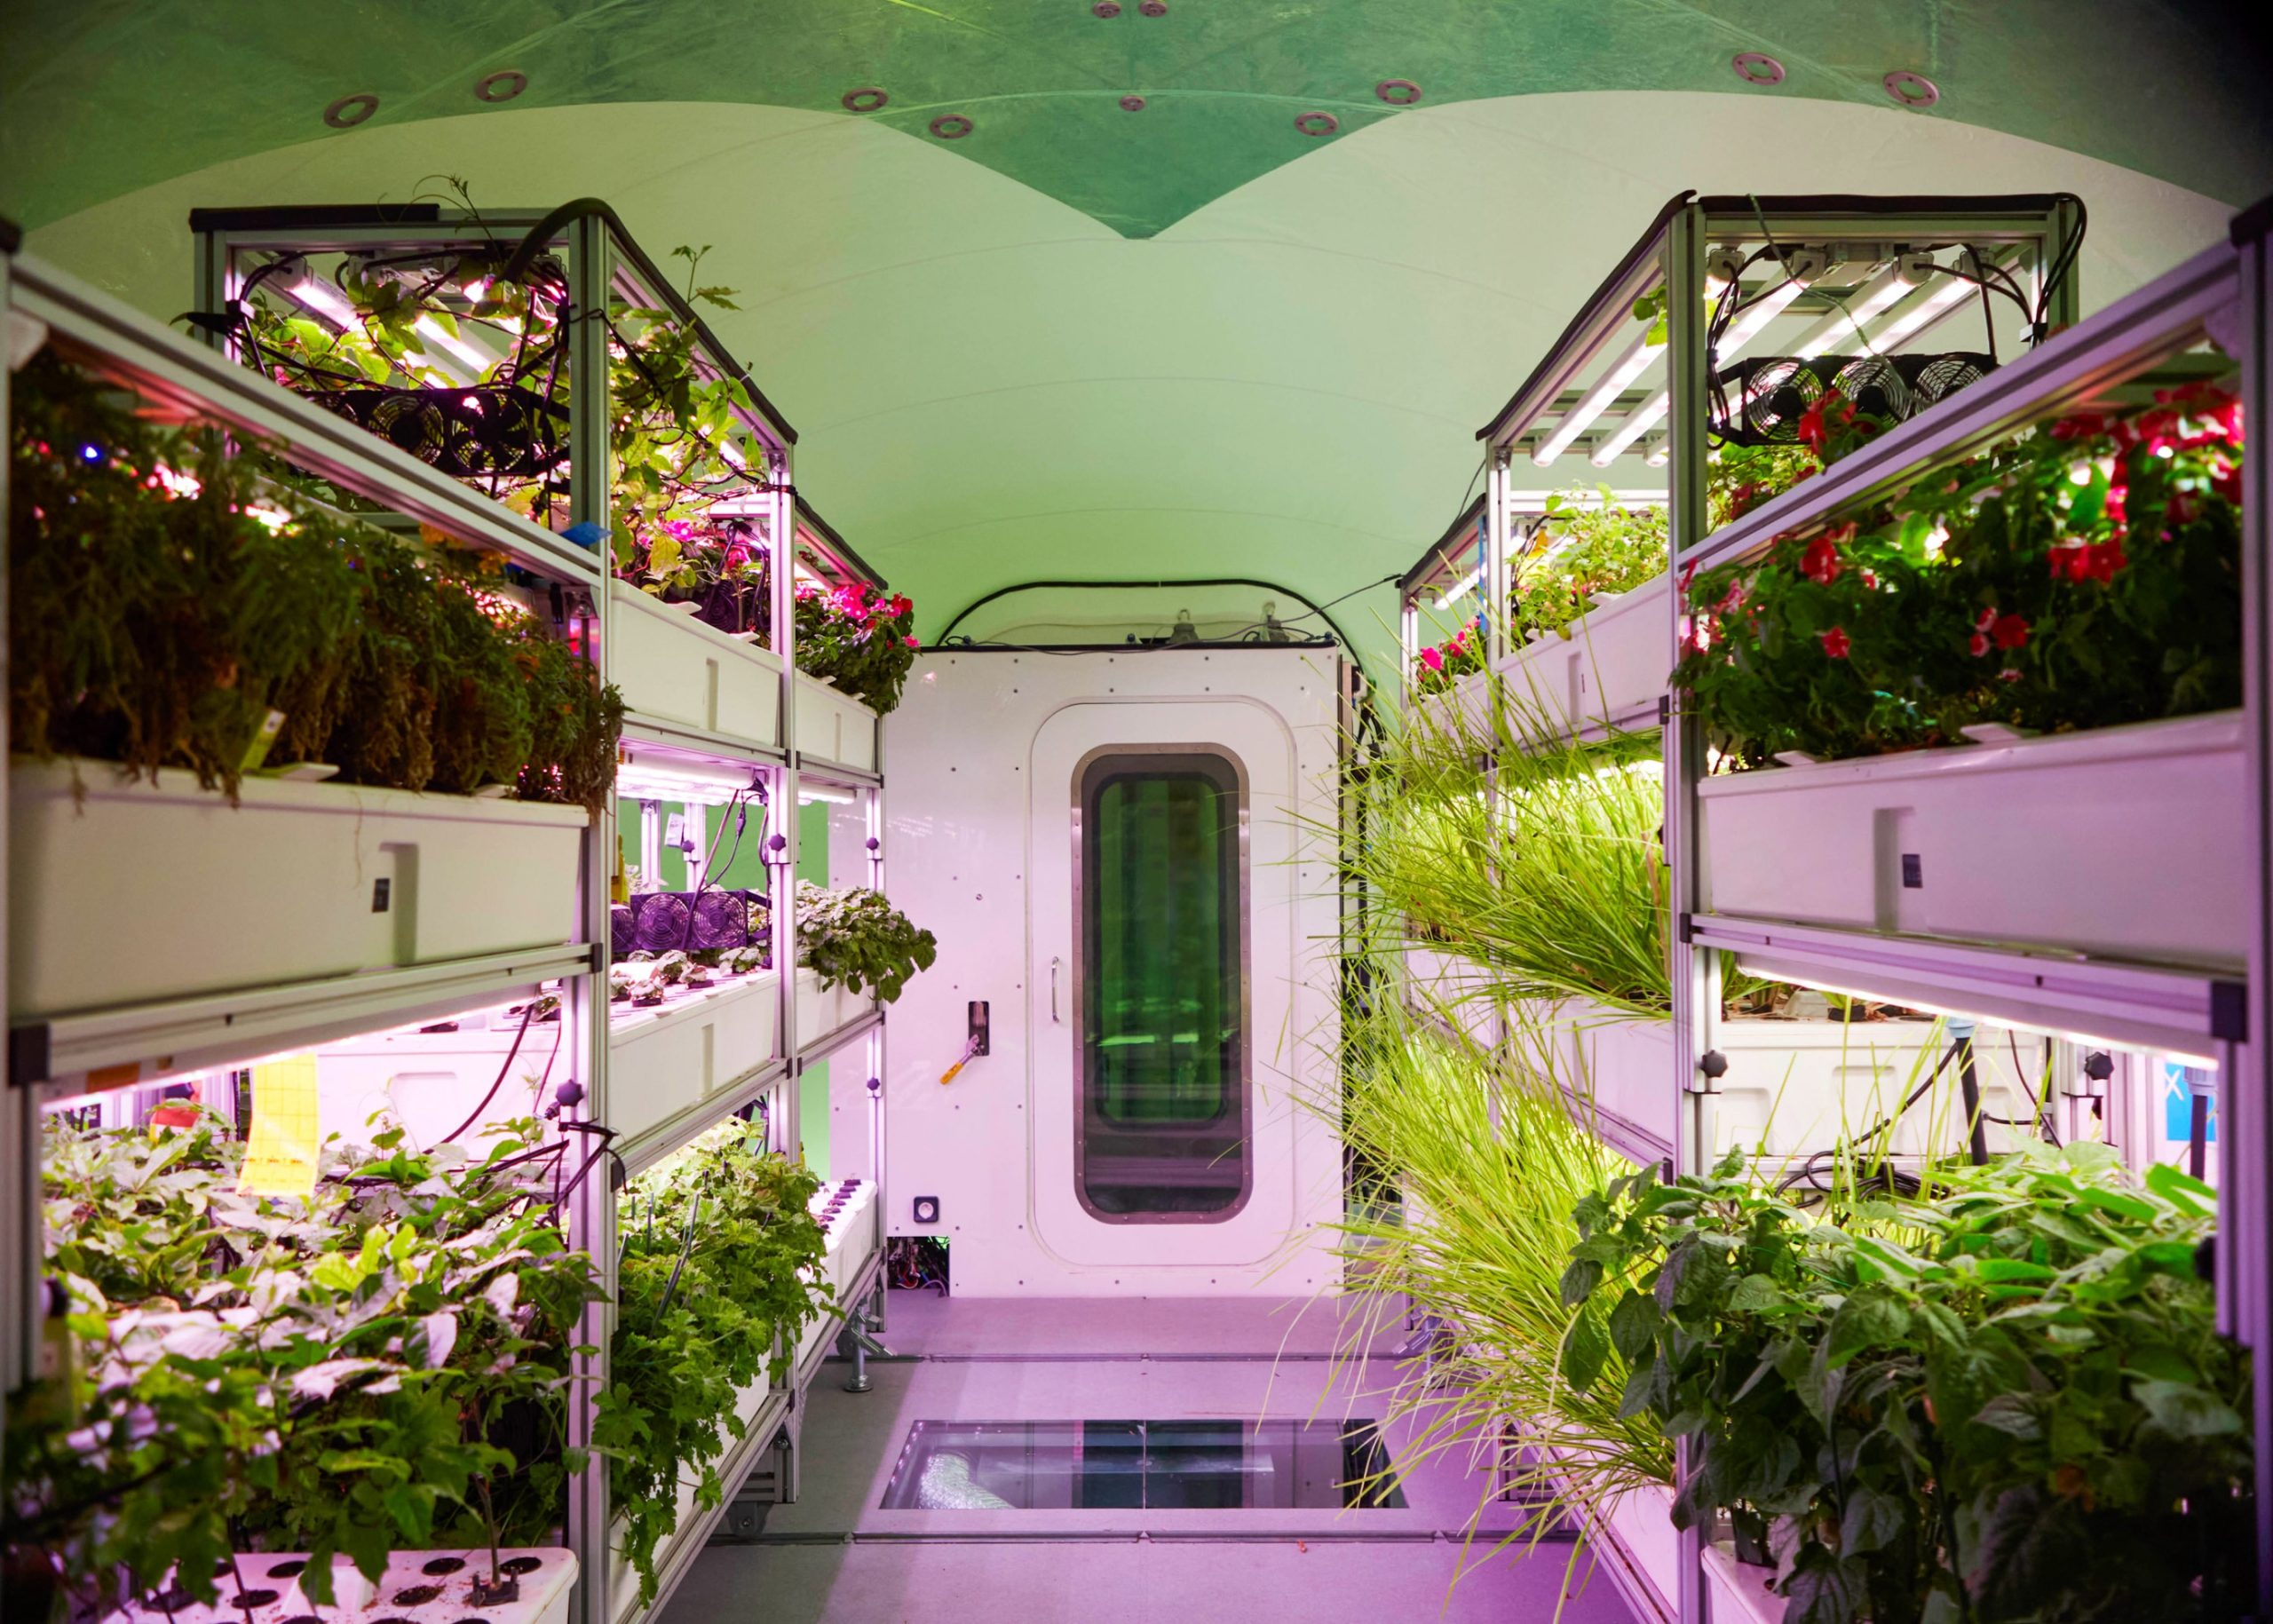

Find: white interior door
<box><xmin>1027</xmin><ymin>699</ymin><xmax>1303</xmax><ymax>1271</ymax></box>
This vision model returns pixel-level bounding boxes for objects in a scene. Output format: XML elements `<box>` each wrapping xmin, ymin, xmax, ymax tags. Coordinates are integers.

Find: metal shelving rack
<box><xmin>0</xmin><ymin>204</ymin><xmax>899</xmax><ymax>1624</ymax></box>
<box><xmin>1449</xmin><ymin>191</ymin><xmax>2269</xmax><ymax>1622</ymax></box>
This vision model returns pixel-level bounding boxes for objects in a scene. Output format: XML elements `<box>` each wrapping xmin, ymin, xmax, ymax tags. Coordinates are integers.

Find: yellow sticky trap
<box><xmin>239</xmin><ymin>1055</ymin><xmax>321</xmax><ymax>1196</ymax></box>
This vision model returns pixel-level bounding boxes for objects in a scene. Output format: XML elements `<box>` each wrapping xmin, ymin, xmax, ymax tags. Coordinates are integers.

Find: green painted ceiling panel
<box><xmin>4</xmin><ymin>2</ymin><xmax>2269</xmax><ymax>239</ymax></box>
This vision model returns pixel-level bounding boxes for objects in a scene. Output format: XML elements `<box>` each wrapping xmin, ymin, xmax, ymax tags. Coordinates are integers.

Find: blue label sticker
<box><xmin>2163</xmin><ymin>1060</ymin><xmax>2216</xmax><ymax>1144</ymax></box>
<box><xmin>563</xmin><ymin>520</ymin><xmax>609</xmax><ymax>551</ymax></box>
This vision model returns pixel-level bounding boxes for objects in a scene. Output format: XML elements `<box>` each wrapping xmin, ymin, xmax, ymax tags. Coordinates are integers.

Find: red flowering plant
<box><xmin>1414</xmin><ymin>618</ymin><xmax>1490</xmax><ymax>696</ymax></box>
<box><xmin>1675</xmin><ymin>381</ymin><xmax>2244</xmax><ymax>767</ymax></box>
<box><xmin>794</xmin><ymin>578</ymin><xmax>920</xmax><ymax>714</ymax></box>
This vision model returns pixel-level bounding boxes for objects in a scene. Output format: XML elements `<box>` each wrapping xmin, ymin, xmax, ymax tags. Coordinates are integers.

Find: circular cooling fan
<box><xmin>632</xmin><ymin>893</ymin><xmax>693</xmax><ymax>955</ymax></box>
<box><xmin>1722</xmin><ymin>356</ymin><xmax>1825</xmax><ymax>445</ymax></box>
<box><xmin>305</xmin><ymin>383</ymin><xmax>569</xmax><ymax>479</ymax></box>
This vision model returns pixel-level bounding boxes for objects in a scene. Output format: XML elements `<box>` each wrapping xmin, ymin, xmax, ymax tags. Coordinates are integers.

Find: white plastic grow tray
<box><xmin>1497</xmin><ymin>570</ymin><xmax>1671</xmax><ymax>738</ymax></box>
<box><xmin>795</xmin><ymin>967</ymin><xmax>876</xmax><ymax>1054</ymax></box>
<box><xmin>1704</xmin><ymin>1542</ymin><xmax>1781</xmax><ymax>1624</ymax></box>
<box><xmin>11</xmin><ymin>759</ymin><xmax>584</xmax><ymax>1019</ymax></box>
<box><xmin>609</xmin><ymin>580</ymin><xmax>782</xmax><ymax>751</ymax></box>
<box><xmin>610</xmin><ymin>968</ymin><xmax>782</xmax><ymax>1146</ymax></box>
<box><xmin>1582</xmin><ymin>1476</ymin><xmax>1681</xmax><ymax>1624</ymax></box>
<box><xmin>1552</xmin><ymin>1001</ymin><xmax>2043</xmax><ymax>1165</ymax></box>
<box><xmin>1409</xmin><ymin>666</ymin><xmax>1493</xmax><ymax>739</ymax></box>
<box><xmin>1698</xmin><ymin>711</ymin><xmax>2246</xmax><ymax>973</ymax></box>
<box><xmin>795</xmin><ymin>1176</ymin><xmax>883</xmax><ymax>1374</ymax></box>
<box><xmin>795</xmin><ymin>671</ymin><xmax>880</xmax><ymax>772</ymax></box>
<box><xmin>122</xmin><ymin>1548</ymin><xmax>575</xmax><ymax>1624</ymax></box>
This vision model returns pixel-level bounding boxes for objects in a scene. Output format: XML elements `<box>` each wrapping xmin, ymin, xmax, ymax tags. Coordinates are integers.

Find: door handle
<box><xmin>1050</xmin><ymin>957</ymin><xmax>1062</xmax><ymax>1023</ymax></box>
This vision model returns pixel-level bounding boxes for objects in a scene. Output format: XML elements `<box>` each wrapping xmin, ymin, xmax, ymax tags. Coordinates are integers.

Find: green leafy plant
<box><xmin>795</xmin><ymin>580</ymin><xmax>919</xmax><ymax>715</ymax></box>
<box><xmin>1675</xmin><ymin>383</ymin><xmax>2245</xmax><ymax>766</ymax></box>
<box><xmin>10</xmin><ymin>352</ymin><xmax>622</xmax><ymax>810</ymax></box>
<box><xmin>5</xmin><ymin>1113</ymin><xmax>604</xmax><ymax>1619</ymax></box>
<box><xmin>796</xmin><ymin>881</ymin><xmax>938</xmax><ymax>1002</ymax></box>
<box><xmin>1564</xmin><ymin>1144</ymin><xmax>2250</xmax><ymax>1623</ymax></box>
<box><xmin>1515</xmin><ymin>490</ymin><xmax>1669</xmax><ymax>642</ymax></box>
<box><xmin>597</xmin><ymin>1121</ymin><xmax>828</xmax><ymax>1606</ymax></box>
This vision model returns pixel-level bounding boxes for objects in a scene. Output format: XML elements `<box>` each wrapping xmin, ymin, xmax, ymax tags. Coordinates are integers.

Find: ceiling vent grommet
<box><xmin>1730</xmin><ymin>51</ymin><xmax>1786</xmax><ymax>87</ymax></box>
<box><xmin>1138</xmin><ymin>0</ymin><xmax>1167</xmax><ymax>15</ymax></box>
<box><xmin>1374</xmin><ymin>79</ymin><xmax>1421</xmax><ymax>105</ymax></box>
<box><xmin>1092</xmin><ymin>1</ymin><xmax>1121</xmax><ymax>13</ymax></box>
<box><xmin>930</xmin><ymin>114</ymin><xmax>975</xmax><ymax>139</ymax></box>
<box><xmin>322</xmin><ymin>92</ymin><xmax>379</xmax><ymax>129</ymax></box>
<box><xmin>475</xmin><ymin>69</ymin><xmax>527</xmax><ymax>103</ymax></box>
<box><xmin>843</xmin><ymin>87</ymin><xmax>890</xmax><ymax>113</ymax></box>
<box><xmin>1120</xmin><ymin>94</ymin><xmax>1147</xmax><ymax>112</ymax></box>
<box><xmin>1294</xmin><ymin>111</ymin><xmax>1339</xmax><ymax>138</ymax></box>
<box><xmin>1883</xmin><ymin>69</ymin><xmax>1940</xmax><ymax>107</ymax></box>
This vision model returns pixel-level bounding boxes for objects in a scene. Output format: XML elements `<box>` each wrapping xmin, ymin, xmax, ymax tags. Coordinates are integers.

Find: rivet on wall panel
<box><xmin>1730</xmin><ymin>51</ymin><xmax>1786</xmax><ymax>86</ymax></box>
<box><xmin>1883</xmin><ymin>69</ymin><xmax>1940</xmax><ymax>107</ymax></box>
<box><xmin>322</xmin><ymin>92</ymin><xmax>379</xmax><ymax>128</ymax></box>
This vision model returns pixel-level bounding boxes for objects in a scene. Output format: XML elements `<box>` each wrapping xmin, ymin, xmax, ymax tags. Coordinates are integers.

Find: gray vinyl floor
<box><xmin>661</xmin><ymin>1291</ymin><xmax>1642</xmax><ymax>1624</ymax></box>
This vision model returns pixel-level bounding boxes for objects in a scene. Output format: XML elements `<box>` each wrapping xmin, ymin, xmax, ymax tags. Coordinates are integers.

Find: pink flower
<box><xmin>1992</xmin><ymin>614</ymin><xmax>2030</xmax><ymax>652</ymax></box>
<box><xmin>1819</xmin><ymin>627</ymin><xmax>1851</xmax><ymax>660</ymax></box>
<box><xmin>903</xmin><ymin>634</ymin><xmax>920</xmax><ymax>649</ymax></box>
<box><xmin>1975</xmin><ymin>606</ymin><xmax>1999</xmax><ymax>632</ymax></box>
<box><xmin>1419</xmin><ymin>646</ymin><xmax>1445</xmax><ymax>673</ymax></box>
<box><xmin>1800</xmin><ymin>535</ymin><xmax>1843</xmax><ymax>586</ymax></box>
<box><xmin>1969</xmin><ymin>631</ymin><xmax>1990</xmax><ymax>657</ymax></box>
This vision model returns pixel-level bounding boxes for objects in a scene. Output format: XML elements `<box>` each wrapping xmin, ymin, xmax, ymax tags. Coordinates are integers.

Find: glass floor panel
<box><xmin>881</xmin><ymin>1419</ymin><xmax>1407</xmax><ymax>1510</ymax></box>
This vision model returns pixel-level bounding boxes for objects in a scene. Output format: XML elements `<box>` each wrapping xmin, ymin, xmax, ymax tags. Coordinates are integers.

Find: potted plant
<box><xmin>9</xmin><ymin>352</ymin><xmax>621</xmax><ymax>1018</ymax></box>
<box><xmin>794</xmin><ymin>881</ymin><xmax>937</xmax><ymax>1039</ymax></box>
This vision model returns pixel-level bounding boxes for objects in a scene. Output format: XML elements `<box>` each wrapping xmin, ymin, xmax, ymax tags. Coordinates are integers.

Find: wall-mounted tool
<box><xmin>939</xmin><ymin>1000</ymin><xmax>989</xmax><ymax>1085</ymax></box>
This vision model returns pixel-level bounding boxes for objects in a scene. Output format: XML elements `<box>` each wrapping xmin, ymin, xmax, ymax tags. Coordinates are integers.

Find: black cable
<box><xmin>436</xmin><ymin>1002</ymin><xmax>537</xmax><ymax>1145</ymax></box>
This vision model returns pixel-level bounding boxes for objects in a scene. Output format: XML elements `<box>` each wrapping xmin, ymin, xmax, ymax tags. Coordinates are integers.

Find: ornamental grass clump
<box><xmin>1564</xmin><ymin>1144</ymin><xmax>2251</xmax><ymax>1623</ymax></box>
<box><xmin>5</xmin><ymin>1113</ymin><xmax>604</xmax><ymax>1620</ymax></box>
<box><xmin>1343</xmin><ymin>684</ymin><xmax>1765</xmax><ymax>1018</ymax></box>
<box><xmin>1675</xmin><ymin>382</ymin><xmax>2245</xmax><ymax>766</ymax></box>
<box><xmin>598</xmin><ymin>1121</ymin><xmax>829</xmax><ymax>1605</ymax></box>
<box><xmin>10</xmin><ymin>351</ymin><xmax>622</xmax><ymax>810</ymax></box>
<box><xmin>1313</xmin><ymin>990</ymin><xmax>1671</xmax><ymax>1587</ymax></box>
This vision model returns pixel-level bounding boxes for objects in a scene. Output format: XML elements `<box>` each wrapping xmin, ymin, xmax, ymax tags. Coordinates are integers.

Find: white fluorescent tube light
<box><xmin>290</xmin><ymin>278</ymin><xmax>360</xmax><ymax>328</ymax></box>
<box><xmin>617</xmin><ymin>754</ymin><xmax>764</xmax><ymax>806</ymax></box>
<box><xmin>414</xmin><ymin>316</ymin><xmax>495</xmax><ymax>374</ymax></box>
<box><xmin>1532</xmin><ymin>333</ymin><xmax>1663</xmax><ymax>467</ymax></box>
<box><xmin>1867</xmin><ymin>273</ymin><xmax>1980</xmax><ymax>349</ymax></box>
<box><xmin>1643</xmin><ymin>439</ymin><xmax>1670</xmax><ymax>467</ymax></box>
<box><xmin>1433</xmin><ymin>564</ymin><xmax>1484</xmax><ymax>611</ymax></box>
<box><xmin>1716</xmin><ymin>273</ymin><xmax>1811</xmax><ymax>360</ymax></box>
<box><xmin>796</xmin><ymin>785</ymin><xmax>858</xmax><ymax>806</ymax></box>
<box><xmin>1780</xmin><ymin>266</ymin><xmax>1910</xmax><ymax>360</ymax></box>
<box><xmin>1590</xmin><ymin>390</ymin><xmax>1670</xmax><ymax>467</ymax></box>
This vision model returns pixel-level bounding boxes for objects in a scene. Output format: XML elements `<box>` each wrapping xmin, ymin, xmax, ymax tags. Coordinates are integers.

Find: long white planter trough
<box><xmin>123</xmin><ymin>1548</ymin><xmax>575</xmax><ymax>1624</ymax></box>
<box><xmin>794</xmin><ymin>672</ymin><xmax>881</xmax><ymax>772</ymax></box>
<box><xmin>795</xmin><ymin>967</ymin><xmax>876</xmax><ymax>1053</ymax></box>
<box><xmin>796</xmin><ymin>1176</ymin><xmax>883</xmax><ymax>1371</ymax></box>
<box><xmin>609</xmin><ymin>970</ymin><xmax>783</xmax><ymax>1145</ymax></box>
<box><xmin>1699</xmin><ymin>711</ymin><xmax>2246</xmax><ymax>972</ymax></box>
<box><xmin>314</xmin><ymin>1002</ymin><xmax>570</xmax><ymax>1147</ymax></box>
<box><xmin>1403</xmin><ymin>944</ymin><xmax>1501</xmax><ymax>1044</ymax></box>
<box><xmin>1556</xmin><ymin>1002</ymin><xmax>2043</xmax><ymax>1163</ymax></box>
<box><xmin>11</xmin><ymin>759</ymin><xmax>584</xmax><ymax>1019</ymax></box>
<box><xmin>1703</xmin><ymin>1543</ymin><xmax>1781</xmax><ymax>1624</ymax></box>
<box><xmin>1497</xmin><ymin>570</ymin><xmax>1671</xmax><ymax>736</ymax></box>
<box><xmin>609</xmin><ymin>581</ymin><xmax>782</xmax><ymax>750</ymax></box>
<box><xmin>1409</xmin><ymin>666</ymin><xmax>1493</xmax><ymax>741</ymax></box>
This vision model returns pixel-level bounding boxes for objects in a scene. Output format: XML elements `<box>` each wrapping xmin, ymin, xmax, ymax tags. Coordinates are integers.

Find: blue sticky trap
<box><xmin>563</xmin><ymin>520</ymin><xmax>609</xmax><ymax>551</ymax></box>
<box><xmin>2164</xmin><ymin>1061</ymin><xmax>2216</xmax><ymax>1144</ymax></box>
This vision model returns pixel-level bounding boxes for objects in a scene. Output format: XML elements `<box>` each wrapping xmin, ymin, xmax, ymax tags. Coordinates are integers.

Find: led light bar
<box><xmin>1865</xmin><ymin>271</ymin><xmax>1982</xmax><ymax>349</ymax></box>
<box><xmin>414</xmin><ymin>315</ymin><xmax>495</xmax><ymax>375</ymax></box>
<box><xmin>1532</xmin><ymin>332</ymin><xmax>1663</xmax><ymax>467</ymax></box>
